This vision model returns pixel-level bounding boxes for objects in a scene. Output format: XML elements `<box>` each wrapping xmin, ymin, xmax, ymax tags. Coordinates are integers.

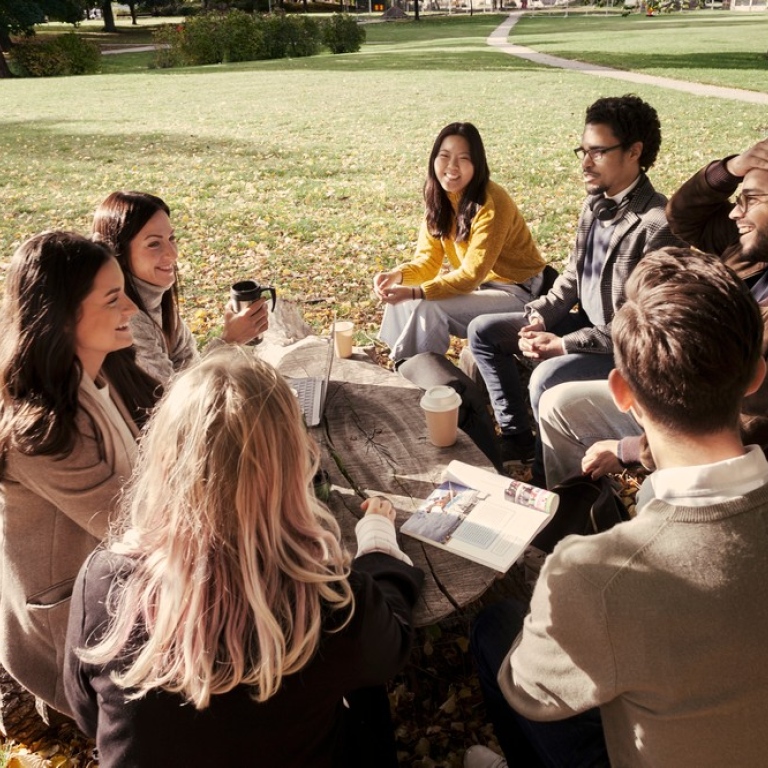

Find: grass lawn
<box><xmin>3</xmin><ymin>13</ymin><xmax>765</xmax><ymax>340</ymax></box>
<box><xmin>0</xmin><ymin>15</ymin><xmax>766</xmax><ymax>763</ymax></box>
<box><xmin>511</xmin><ymin>10</ymin><xmax>768</xmax><ymax>92</ymax></box>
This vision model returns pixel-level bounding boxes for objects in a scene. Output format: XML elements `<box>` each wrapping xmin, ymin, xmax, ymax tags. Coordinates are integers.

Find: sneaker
<box><xmin>464</xmin><ymin>745</ymin><xmax>509</xmax><ymax>768</ymax></box>
<box><xmin>499</xmin><ymin>432</ymin><xmax>536</xmax><ymax>465</ymax></box>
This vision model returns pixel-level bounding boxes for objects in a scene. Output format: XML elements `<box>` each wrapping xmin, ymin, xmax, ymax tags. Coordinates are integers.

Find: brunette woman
<box><xmin>0</xmin><ymin>231</ymin><xmax>159</xmax><ymax>716</ymax></box>
<box><xmin>92</xmin><ymin>191</ymin><xmax>269</xmax><ymax>383</ymax></box>
<box><xmin>65</xmin><ymin>349</ymin><xmax>423</xmax><ymax>768</ymax></box>
<box><xmin>374</xmin><ymin>122</ymin><xmax>545</xmax><ymax>363</ymax></box>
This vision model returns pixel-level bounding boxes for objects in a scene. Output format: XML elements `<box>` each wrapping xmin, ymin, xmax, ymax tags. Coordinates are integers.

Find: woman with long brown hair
<box><xmin>374</xmin><ymin>122</ymin><xmax>544</xmax><ymax>364</ymax></box>
<box><xmin>93</xmin><ymin>191</ymin><xmax>269</xmax><ymax>383</ymax></box>
<box><xmin>0</xmin><ymin>231</ymin><xmax>159</xmax><ymax>716</ymax></box>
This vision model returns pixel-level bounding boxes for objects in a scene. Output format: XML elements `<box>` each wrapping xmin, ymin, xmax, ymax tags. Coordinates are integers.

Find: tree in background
<box><xmin>100</xmin><ymin>0</ymin><xmax>116</xmax><ymax>31</ymax></box>
<box><xmin>0</xmin><ymin>0</ymin><xmax>84</xmax><ymax>77</ymax></box>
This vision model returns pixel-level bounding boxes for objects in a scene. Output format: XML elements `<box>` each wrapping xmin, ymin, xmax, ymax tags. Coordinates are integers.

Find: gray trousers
<box><xmin>379</xmin><ymin>275</ymin><xmax>543</xmax><ymax>361</ymax></box>
<box><xmin>538</xmin><ymin>380</ymin><xmax>642</xmax><ymax>487</ymax></box>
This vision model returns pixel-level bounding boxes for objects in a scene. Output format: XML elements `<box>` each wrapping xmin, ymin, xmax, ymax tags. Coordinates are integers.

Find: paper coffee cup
<box><xmin>420</xmin><ymin>386</ymin><xmax>462</xmax><ymax>447</ymax></box>
<box><xmin>334</xmin><ymin>321</ymin><xmax>355</xmax><ymax>359</ymax></box>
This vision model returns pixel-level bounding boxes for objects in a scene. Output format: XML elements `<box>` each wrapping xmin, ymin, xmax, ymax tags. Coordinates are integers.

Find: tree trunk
<box><xmin>0</xmin><ymin>666</ymin><xmax>49</xmax><ymax>744</ymax></box>
<box><xmin>0</xmin><ymin>51</ymin><xmax>12</xmax><ymax>79</ymax></box>
<box><xmin>0</xmin><ymin>25</ymin><xmax>13</xmax><ymax>78</ymax></box>
<box><xmin>102</xmin><ymin>1</ymin><xmax>117</xmax><ymax>32</ymax></box>
<box><xmin>414</xmin><ymin>0</ymin><xmax>419</xmax><ymax>19</ymax></box>
<box><xmin>129</xmin><ymin>0</ymin><xmax>138</xmax><ymax>24</ymax></box>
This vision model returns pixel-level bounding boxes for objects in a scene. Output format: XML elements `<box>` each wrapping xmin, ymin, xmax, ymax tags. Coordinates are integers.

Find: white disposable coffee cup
<box><xmin>334</xmin><ymin>321</ymin><xmax>355</xmax><ymax>359</ymax></box>
<box><xmin>420</xmin><ymin>385</ymin><xmax>462</xmax><ymax>447</ymax></box>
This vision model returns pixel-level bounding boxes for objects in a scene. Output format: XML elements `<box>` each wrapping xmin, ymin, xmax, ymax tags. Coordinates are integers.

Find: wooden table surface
<box><xmin>267</xmin><ymin>338</ymin><xmax>499</xmax><ymax>627</ymax></box>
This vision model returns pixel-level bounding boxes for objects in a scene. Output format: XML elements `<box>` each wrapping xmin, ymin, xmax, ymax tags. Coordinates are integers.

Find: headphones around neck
<box><xmin>589</xmin><ymin>195</ymin><xmax>620</xmax><ymax>222</ymax></box>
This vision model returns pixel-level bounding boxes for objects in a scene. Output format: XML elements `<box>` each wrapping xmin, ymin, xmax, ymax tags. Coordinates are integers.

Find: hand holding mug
<box><xmin>228</xmin><ymin>279</ymin><xmax>277</xmax><ymax>345</ymax></box>
<box><xmin>222</xmin><ymin>299</ymin><xmax>269</xmax><ymax>344</ymax></box>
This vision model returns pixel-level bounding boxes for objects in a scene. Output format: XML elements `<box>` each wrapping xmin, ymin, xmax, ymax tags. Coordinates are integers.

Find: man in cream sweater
<box><xmin>466</xmin><ymin>248</ymin><xmax>768</xmax><ymax>768</ymax></box>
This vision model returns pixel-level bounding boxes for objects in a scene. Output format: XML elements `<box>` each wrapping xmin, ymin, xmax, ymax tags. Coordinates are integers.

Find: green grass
<box><xmin>100</xmin><ymin>50</ymin><xmax>157</xmax><ymax>73</ymax></box>
<box><xmin>2</xmin><ymin>13</ymin><xmax>767</xmax><ymax>341</ymax></box>
<box><xmin>511</xmin><ymin>11</ymin><xmax>768</xmax><ymax>92</ymax></box>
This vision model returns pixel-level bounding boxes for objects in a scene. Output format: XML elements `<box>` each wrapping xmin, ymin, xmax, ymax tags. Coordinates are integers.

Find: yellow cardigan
<box><xmin>397</xmin><ymin>179</ymin><xmax>544</xmax><ymax>301</ymax></box>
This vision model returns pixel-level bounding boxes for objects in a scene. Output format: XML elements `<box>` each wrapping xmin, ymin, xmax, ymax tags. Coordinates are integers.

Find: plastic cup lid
<box><xmin>420</xmin><ymin>385</ymin><xmax>462</xmax><ymax>412</ymax></box>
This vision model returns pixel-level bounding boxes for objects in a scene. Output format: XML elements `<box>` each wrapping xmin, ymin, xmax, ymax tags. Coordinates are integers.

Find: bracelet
<box><xmin>411</xmin><ymin>287</ymin><xmax>416</xmax><ymax>300</ymax></box>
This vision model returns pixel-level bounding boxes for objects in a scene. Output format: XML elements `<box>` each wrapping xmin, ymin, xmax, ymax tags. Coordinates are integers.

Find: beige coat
<box><xmin>0</xmin><ymin>374</ymin><xmax>137</xmax><ymax>716</ymax></box>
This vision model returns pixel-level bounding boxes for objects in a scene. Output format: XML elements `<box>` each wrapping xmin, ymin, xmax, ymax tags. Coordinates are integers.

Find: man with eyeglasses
<box><xmin>536</xmin><ymin>139</ymin><xmax>768</xmax><ymax>490</ymax></box>
<box><xmin>467</xmin><ymin>94</ymin><xmax>679</xmax><ymax>477</ymax></box>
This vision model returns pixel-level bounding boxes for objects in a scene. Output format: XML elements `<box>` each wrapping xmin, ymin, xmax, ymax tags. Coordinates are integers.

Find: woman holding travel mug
<box><xmin>93</xmin><ymin>191</ymin><xmax>270</xmax><ymax>383</ymax></box>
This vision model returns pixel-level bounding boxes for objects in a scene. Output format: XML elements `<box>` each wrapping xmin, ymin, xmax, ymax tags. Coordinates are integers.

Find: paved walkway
<box><xmin>101</xmin><ymin>44</ymin><xmax>156</xmax><ymax>55</ymax></box>
<box><xmin>488</xmin><ymin>13</ymin><xmax>768</xmax><ymax>106</ymax></box>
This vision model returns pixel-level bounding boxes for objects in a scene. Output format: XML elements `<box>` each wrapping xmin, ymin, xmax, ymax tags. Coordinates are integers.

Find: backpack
<box><xmin>531</xmin><ymin>474</ymin><xmax>631</xmax><ymax>555</ymax></box>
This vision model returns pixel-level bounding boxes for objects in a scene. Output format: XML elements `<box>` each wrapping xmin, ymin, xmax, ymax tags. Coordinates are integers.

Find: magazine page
<box><xmin>400</xmin><ymin>463</ymin><xmax>557</xmax><ymax>572</ymax></box>
<box><xmin>444</xmin><ymin>461</ymin><xmax>558</xmax><ymax>515</ymax></box>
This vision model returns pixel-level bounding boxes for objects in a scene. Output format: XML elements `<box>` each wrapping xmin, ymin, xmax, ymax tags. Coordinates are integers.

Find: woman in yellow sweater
<box><xmin>373</xmin><ymin>122</ymin><xmax>544</xmax><ymax>363</ymax></box>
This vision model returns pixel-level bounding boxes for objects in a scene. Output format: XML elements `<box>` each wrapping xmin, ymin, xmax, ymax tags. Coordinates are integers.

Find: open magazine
<box><xmin>400</xmin><ymin>461</ymin><xmax>558</xmax><ymax>572</ymax></box>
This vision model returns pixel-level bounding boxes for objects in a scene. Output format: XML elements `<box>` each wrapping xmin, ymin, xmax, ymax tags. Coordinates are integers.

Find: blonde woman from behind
<box><xmin>64</xmin><ymin>348</ymin><xmax>423</xmax><ymax>768</ymax></box>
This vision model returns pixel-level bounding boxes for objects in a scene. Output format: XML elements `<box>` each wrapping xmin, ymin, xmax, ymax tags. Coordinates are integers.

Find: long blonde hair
<box><xmin>79</xmin><ymin>347</ymin><xmax>353</xmax><ymax>708</ymax></box>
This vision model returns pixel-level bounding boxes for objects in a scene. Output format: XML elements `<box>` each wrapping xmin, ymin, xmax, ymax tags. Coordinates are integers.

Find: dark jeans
<box><xmin>398</xmin><ymin>353</ymin><xmax>503</xmax><ymax>471</ymax></box>
<box><xmin>468</xmin><ymin>310</ymin><xmax>614</xmax><ymax>437</ymax></box>
<box><xmin>343</xmin><ymin>686</ymin><xmax>398</xmax><ymax>768</ymax></box>
<box><xmin>470</xmin><ymin>600</ymin><xmax>610</xmax><ymax>768</ymax></box>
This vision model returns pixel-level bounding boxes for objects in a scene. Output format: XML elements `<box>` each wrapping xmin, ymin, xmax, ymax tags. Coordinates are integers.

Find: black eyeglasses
<box><xmin>573</xmin><ymin>143</ymin><xmax>624</xmax><ymax>162</ymax></box>
<box><xmin>733</xmin><ymin>192</ymin><xmax>768</xmax><ymax>214</ymax></box>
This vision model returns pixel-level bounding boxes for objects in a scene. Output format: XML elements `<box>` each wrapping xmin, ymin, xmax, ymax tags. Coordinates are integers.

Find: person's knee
<box><xmin>539</xmin><ymin>382</ymin><xmax>580</xmax><ymax>433</ymax></box>
<box><xmin>468</xmin><ymin>314</ymin><xmax>522</xmax><ymax>356</ymax></box>
<box><xmin>467</xmin><ymin>315</ymin><xmax>492</xmax><ymax>353</ymax></box>
<box><xmin>528</xmin><ymin>359</ymin><xmax>560</xmax><ymax>417</ymax></box>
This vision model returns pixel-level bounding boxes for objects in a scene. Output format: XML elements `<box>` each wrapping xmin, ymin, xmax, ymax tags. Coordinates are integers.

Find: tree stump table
<box><xmin>265</xmin><ymin>338</ymin><xmax>499</xmax><ymax>627</ymax></box>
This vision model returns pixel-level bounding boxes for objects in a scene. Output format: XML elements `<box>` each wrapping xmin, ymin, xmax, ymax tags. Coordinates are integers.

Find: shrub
<box><xmin>152</xmin><ymin>23</ymin><xmax>186</xmax><ymax>68</ymax></box>
<box><xmin>179</xmin><ymin>12</ymin><xmax>223</xmax><ymax>64</ymax></box>
<box><xmin>321</xmin><ymin>13</ymin><xmax>365</xmax><ymax>54</ymax></box>
<box><xmin>54</xmin><ymin>32</ymin><xmax>102</xmax><ymax>74</ymax></box>
<box><xmin>10</xmin><ymin>33</ymin><xmax>101</xmax><ymax>77</ymax></box>
<box><xmin>220</xmin><ymin>11</ymin><xmax>263</xmax><ymax>62</ymax></box>
<box><xmin>151</xmin><ymin>10</ymin><xmax>323</xmax><ymax>68</ymax></box>
<box><xmin>260</xmin><ymin>14</ymin><xmax>320</xmax><ymax>59</ymax></box>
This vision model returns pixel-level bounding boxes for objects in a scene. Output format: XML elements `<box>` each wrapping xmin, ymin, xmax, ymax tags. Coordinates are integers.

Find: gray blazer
<box><xmin>527</xmin><ymin>174</ymin><xmax>682</xmax><ymax>354</ymax></box>
<box><xmin>0</xmin><ymin>374</ymin><xmax>137</xmax><ymax>716</ymax></box>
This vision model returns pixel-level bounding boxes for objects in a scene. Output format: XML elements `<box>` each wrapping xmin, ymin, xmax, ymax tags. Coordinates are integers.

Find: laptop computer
<box><xmin>285</xmin><ymin>337</ymin><xmax>335</xmax><ymax>427</ymax></box>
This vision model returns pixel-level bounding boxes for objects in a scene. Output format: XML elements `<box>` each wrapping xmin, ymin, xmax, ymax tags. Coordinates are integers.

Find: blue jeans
<box><xmin>468</xmin><ymin>310</ymin><xmax>615</xmax><ymax>438</ymax></box>
<box><xmin>470</xmin><ymin>600</ymin><xmax>610</xmax><ymax>768</ymax></box>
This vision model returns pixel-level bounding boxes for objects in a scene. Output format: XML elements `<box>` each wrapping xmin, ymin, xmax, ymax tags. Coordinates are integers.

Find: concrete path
<box><xmin>488</xmin><ymin>13</ymin><xmax>768</xmax><ymax>106</ymax></box>
<box><xmin>101</xmin><ymin>44</ymin><xmax>156</xmax><ymax>55</ymax></box>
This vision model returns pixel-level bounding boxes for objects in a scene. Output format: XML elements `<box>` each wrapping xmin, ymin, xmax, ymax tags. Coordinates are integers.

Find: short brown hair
<box><xmin>612</xmin><ymin>247</ymin><xmax>763</xmax><ymax>434</ymax></box>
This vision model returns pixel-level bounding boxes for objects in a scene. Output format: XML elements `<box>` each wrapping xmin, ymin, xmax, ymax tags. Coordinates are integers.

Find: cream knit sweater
<box><xmin>500</xmin><ymin>481</ymin><xmax>768</xmax><ymax>767</ymax></box>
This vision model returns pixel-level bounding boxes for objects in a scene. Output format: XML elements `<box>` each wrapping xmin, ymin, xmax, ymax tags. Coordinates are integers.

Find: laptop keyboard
<box><xmin>291</xmin><ymin>377</ymin><xmax>318</xmax><ymax>407</ymax></box>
